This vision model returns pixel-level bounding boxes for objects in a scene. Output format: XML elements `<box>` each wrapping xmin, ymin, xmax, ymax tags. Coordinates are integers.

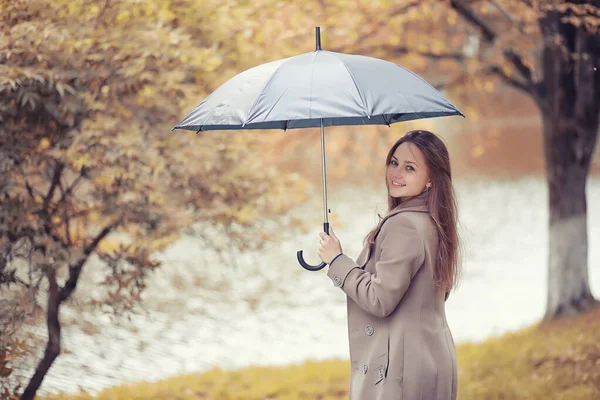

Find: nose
<box><xmin>390</xmin><ymin>173</ymin><xmax>404</xmax><ymax>182</ymax></box>
<box><xmin>390</xmin><ymin>168</ymin><xmax>403</xmax><ymax>180</ymax></box>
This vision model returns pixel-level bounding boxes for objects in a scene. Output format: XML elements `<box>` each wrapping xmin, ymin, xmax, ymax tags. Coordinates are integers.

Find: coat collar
<box><xmin>388</xmin><ymin>189</ymin><xmax>430</xmax><ymax>217</ymax></box>
<box><xmin>371</xmin><ymin>190</ymin><xmax>430</xmax><ymax>242</ymax></box>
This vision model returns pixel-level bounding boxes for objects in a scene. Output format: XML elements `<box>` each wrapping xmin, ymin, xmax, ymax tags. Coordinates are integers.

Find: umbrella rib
<box><xmin>309</xmin><ymin>51</ymin><xmax>319</xmax><ymax>119</ymax></box>
<box><xmin>335</xmin><ymin>55</ymin><xmax>370</xmax><ymax>117</ymax></box>
<box><xmin>398</xmin><ymin>91</ymin><xmax>424</xmax><ymax>121</ymax></box>
<box><xmin>196</xmin><ymin>103</ymin><xmax>222</xmax><ymax>131</ymax></box>
<box><xmin>261</xmin><ymin>88</ymin><xmax>289</xmax><ymax>123</ymax></box>
<box><xmin>243</xmin><ymin>59</ymin><xmax>290</xmax><ymax>126</ymax></box>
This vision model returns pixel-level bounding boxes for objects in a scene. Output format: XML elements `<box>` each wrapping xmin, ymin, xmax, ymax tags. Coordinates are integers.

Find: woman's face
<box><xmin>387</xmin><ymin>142</ymin><xmax>430</xmax><ymax>199</ymax></box>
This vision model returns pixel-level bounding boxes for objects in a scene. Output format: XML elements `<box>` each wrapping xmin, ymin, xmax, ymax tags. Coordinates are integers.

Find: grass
<box><xmin>42</xmin><ymin>306</ymin><xmax>600</xmax><ymax>400</ymax></box>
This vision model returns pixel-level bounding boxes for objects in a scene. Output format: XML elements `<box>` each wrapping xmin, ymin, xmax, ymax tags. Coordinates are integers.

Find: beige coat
<box><xmin>327</xmin><ymin>191</ymin><xmax>457</xmax><ymax>400</ymax></box>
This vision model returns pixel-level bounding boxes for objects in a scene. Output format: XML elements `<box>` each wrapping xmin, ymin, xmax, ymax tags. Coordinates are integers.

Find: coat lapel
<box><xmin>372</xmin><ymin>191</ymin><xmax>430</xmax><ymax>241</ymax></box>
<box><xmin>358</xmin><ymin>191</ymin><xmax>430</xmax><ymax>268</ymax></box>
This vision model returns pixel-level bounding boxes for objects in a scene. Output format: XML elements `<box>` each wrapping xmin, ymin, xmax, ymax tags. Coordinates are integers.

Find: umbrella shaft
<box><xmin>320</xmin><ymin>119</ymin><xmax>329</xmax><ymax>226</ymax></box>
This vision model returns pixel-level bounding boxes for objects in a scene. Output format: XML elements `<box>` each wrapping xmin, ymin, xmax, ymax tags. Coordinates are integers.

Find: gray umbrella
<box><xmin>173</xmin><ymin>27</ymin><xmax>464</xmax><ymax>271</ymax></box>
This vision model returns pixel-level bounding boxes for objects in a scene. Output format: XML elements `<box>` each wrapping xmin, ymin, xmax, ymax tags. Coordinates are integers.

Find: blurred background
<box><xmin>1</xmin><ymin>0</ymin><xmax>599</xmax><ymax>399</ymax></box>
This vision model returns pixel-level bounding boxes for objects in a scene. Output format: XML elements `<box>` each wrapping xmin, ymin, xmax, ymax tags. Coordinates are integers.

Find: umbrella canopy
<box><xmin>172</xmin><ymin>50</ymin><xmax>463</xmax><ymax>132</ymax></box>
<box><xmin>173</xmin><ymin>27</ymin><xmax>464</xmax><ymax>271</ymax></box>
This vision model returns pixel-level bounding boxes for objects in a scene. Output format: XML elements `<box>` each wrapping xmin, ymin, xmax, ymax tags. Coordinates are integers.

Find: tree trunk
<box><xmin>21</xmin><ymin>269</ymin><xmax>61</xmax><ymax>400</ymax></box>
<box><xmin>541</xmin><ymin>116</ymin><xmax>598</xmax><ymax>319</ymax></box>
<box><xmin>538</xmin><ymin>8</ymin><xmax>600</xmax><ymax>320</ymax></box>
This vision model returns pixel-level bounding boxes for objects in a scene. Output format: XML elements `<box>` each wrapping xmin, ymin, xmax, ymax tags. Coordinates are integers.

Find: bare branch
<box><xmin>488</xmin><ymin>65</ymin><xmax>530</xmax><ymax>93</ymax></box>
<box><xmin>59</xmin><ymin>222</ymin><xmax>116</xmax><ymax>302</ymax></box>
<box><xmin>65</xmin><ymin>209</ymin><xmax>90</xmax><ymax>220</ymax></box>
<box><xmin>504</xmin><ymin>49</ymin><xmax>534</xmax><ymax>84</ymax></box>
<box><xmin>490</xmin><ymin>0</ymin><xmax>516</xmax><ymax>22</ymax></box>
<box><xmin>25</xmin><ymin>180</ymin><xmax>36</xmax><ymax>201</ymax></box>
<box><xmin>434</xmin><ymin>63</ymin><xmax>531</xmax><ymax>94</ymax></box>
<box><xmin>352</xmin><ymin>44</ymin><xmax>466</xmax><ymax>61</ymax></box>
<box><xmin>450</xmin><ymin>0</ymin><xmax>496</xmax><ymax>42</ymax></box>
<box><xmin>522</xmin><ymin>0</ymin><xmax>533</xmax><ymax>8</ymax></box>
<box><xmin>12</xmin><ymin>274</ymin><xmax>31</xmax><ymax>289</ymax></box>
<box><xmin>489</xmin><ymin>0</ymin><xmax>529</xmax><ymax>35</ymax></box>
<box><xmin>389</xmin><ymin>0</ymin><xmax>422</xmax><ymax>17</ymax></box>
<box><xmin>42</xmin><ymin>162</ymin><xmax>64</xmax><ymax>211</ymax></box>
<box><xmin>64</xmin><ymin>216</ymin><xmax>72</xmax><ymax>246</ymax></box>
<box><xmin>451</xmin><ymin>0</ymin><xmax>536</xmax><ymax>90</ymax></box>
<box><xmin>0</xmin><ymin>267</ymin><xmax>31</xmax><ymax>289</ymax></box>
<box><xmin>58</xmin><ymin>166</ymin><xmax>87</xmax><ymax>205</ymax></box>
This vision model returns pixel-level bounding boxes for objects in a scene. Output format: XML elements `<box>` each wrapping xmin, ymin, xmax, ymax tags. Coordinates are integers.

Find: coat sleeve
<box><xmin>326</xmin><ymin>214</ymin><xmax>425</xmax><ymax>317</ymax></box>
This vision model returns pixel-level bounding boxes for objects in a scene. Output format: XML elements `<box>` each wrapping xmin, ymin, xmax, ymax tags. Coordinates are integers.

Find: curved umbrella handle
<box><xmin>297</xmin><ymin>250</ymin><xmax>327</xmax><ymax>271</ymax></box>
<box><xmin>297</xmin><ymin>222</ymin><xmax>329</xmax><ymax>271</ymax></box>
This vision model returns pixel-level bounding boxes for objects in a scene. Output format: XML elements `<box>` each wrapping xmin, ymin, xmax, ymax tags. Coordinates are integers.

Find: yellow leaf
<box><xmin>116</xmin><ymin>11</ymin><xmax>131</xmax><ymax>23</ymax></box>
<box><xmin>39</xmin><ymin>138</ymin><xmax>51</xmax><ymax>150</ymax></box>
<box><xmin>140</xmin><ymin>85</ymin><xmax>153</xmax><ymax>97</ymax></box>
<box><xmin>158</xmin><ymin>8</ymin><xmax>176</xmax><ymax>23</ymax></box>
<box><xmin>74</xmin><ymin>154</ymin><xmax>90</xmax><ymax>169</ymax></box>
<box><xmin>98</xmin><ymin>238</ymin><xmax>123</xmax><ymax>254</ymax></box>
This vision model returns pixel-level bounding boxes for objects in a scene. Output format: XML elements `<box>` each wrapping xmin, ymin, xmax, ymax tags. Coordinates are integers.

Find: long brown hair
<box><xmin>364</xmin><ymin>130</ymin><xmax>461</xmax><ymax>293</ymax></box>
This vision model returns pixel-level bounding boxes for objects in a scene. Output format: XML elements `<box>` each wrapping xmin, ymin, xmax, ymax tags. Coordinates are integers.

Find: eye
<box><xmin>390</xmin><ymin>160</ymin><xmax>398</xmax><ymax>166</ymax></box>
<box><xmin>406</xmin><ymin>165</ymin><xmax>415</xmax><ymax>171</ymax></box>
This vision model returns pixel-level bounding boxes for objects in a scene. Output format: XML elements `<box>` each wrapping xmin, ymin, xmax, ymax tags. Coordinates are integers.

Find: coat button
<box><xmin>365</xmin><ymin>325</ymin><xmax>374</xmax><ymax>336</ymax></box>
<box><xmin>363</xmin><ymin>364</ymin><xmax>368</xmax><ymax>374</ymax></box>
<box><xmin>333</xmin><ymin>276</ymin><xmax>341</xmax><ymax>287</ymax></box>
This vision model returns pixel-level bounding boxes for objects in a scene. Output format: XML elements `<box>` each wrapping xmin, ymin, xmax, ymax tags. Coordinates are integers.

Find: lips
<box><xmin>391</xmin><ymin>181</ymin><xmax>406</xmax><ymax>187</ymax></box>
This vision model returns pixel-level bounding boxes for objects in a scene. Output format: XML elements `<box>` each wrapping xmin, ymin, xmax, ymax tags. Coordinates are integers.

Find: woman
<box><xmin>318</xmin><ymin>130</ymin><xmax>461</xmax><ymax>400</ymax></box>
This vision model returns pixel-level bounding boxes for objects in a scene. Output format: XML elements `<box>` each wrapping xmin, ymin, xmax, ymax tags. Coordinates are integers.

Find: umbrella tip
<box><xmin>315</xmin><ymin>26</ymin><xmax>321</xmax><ymax>51</ymax></box>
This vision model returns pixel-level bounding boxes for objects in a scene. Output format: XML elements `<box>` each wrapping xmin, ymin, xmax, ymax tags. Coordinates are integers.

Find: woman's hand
<box><xmin>317</xmin><ymin>228</ymin><xmax>343</xmax><ymax>264</ymax></box>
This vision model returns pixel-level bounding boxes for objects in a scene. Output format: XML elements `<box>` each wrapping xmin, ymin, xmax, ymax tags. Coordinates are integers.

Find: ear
<box><xmin>426</xmin><ymin>180</ymin><xmax>432</xmax><ymax>188</ymax></box>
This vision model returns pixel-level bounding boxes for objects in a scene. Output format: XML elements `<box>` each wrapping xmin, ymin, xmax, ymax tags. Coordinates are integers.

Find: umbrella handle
<box><xmin>297</xmin><ymin>250</ymin><xmax>327</xmax><ymax>271</ymax></box>
<box><xmin>297</xmin><ymin>222</ymin><xmax>329</xmax><ymax>271</ymax></box>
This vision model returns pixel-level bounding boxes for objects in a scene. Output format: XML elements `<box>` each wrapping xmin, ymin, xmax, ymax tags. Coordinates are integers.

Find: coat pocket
<box><xmin>370</xmin><ymin>326</ymin><xmax>390</xmax><ymax>385</ymax></box>
<box><xmin>369</xmin><ymin>355</ymin><xmax>387</xmax><ymax>385</ymax></box>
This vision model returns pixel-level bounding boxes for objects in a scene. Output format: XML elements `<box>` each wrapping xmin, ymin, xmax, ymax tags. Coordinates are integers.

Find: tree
<box><xmin>0</xmin><ymin>0</ymin><xmax>304</xmax><ymax>397</ymax></box>
<box><xmin>442</xmin><ymin>0</ymin><xmax>600</xmax><ymax>319</ymax></box>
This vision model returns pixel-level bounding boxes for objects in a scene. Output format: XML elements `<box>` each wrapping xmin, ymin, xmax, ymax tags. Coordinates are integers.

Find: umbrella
<box><xmin>173</xmin><ymin>27</ymin><xmax>464</xmax><ymax>271</ymax></box>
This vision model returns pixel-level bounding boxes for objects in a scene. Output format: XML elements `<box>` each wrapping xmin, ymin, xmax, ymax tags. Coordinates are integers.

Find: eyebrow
<box><xmin>392</xmin><ymin>156</ymin><xmax>418</xmax><ymax>166</ymax></box>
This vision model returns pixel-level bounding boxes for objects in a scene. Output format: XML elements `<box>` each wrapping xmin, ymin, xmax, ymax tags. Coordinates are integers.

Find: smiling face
<box><xmin>386</xmin><ymin>142</ymin><xmax>431</xmax><ymax>199</ymax></box>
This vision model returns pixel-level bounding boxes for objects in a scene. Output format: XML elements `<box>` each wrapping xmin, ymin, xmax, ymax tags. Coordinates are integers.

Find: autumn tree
<box><xmin>440</xmin><ymin>0</ymin><xmax>599</xmax><ymax>319</ymax></box>
<box><xmin>0</xmin><ymin>0</ymin><xmax>304</xmax><ymax>398</ymax></box>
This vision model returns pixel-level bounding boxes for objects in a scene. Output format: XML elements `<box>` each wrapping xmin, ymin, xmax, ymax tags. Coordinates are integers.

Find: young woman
<box><xmin>317</xmin><ymin>130</ymin><xmax>461</xmax><ymax>400</ymax></box>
